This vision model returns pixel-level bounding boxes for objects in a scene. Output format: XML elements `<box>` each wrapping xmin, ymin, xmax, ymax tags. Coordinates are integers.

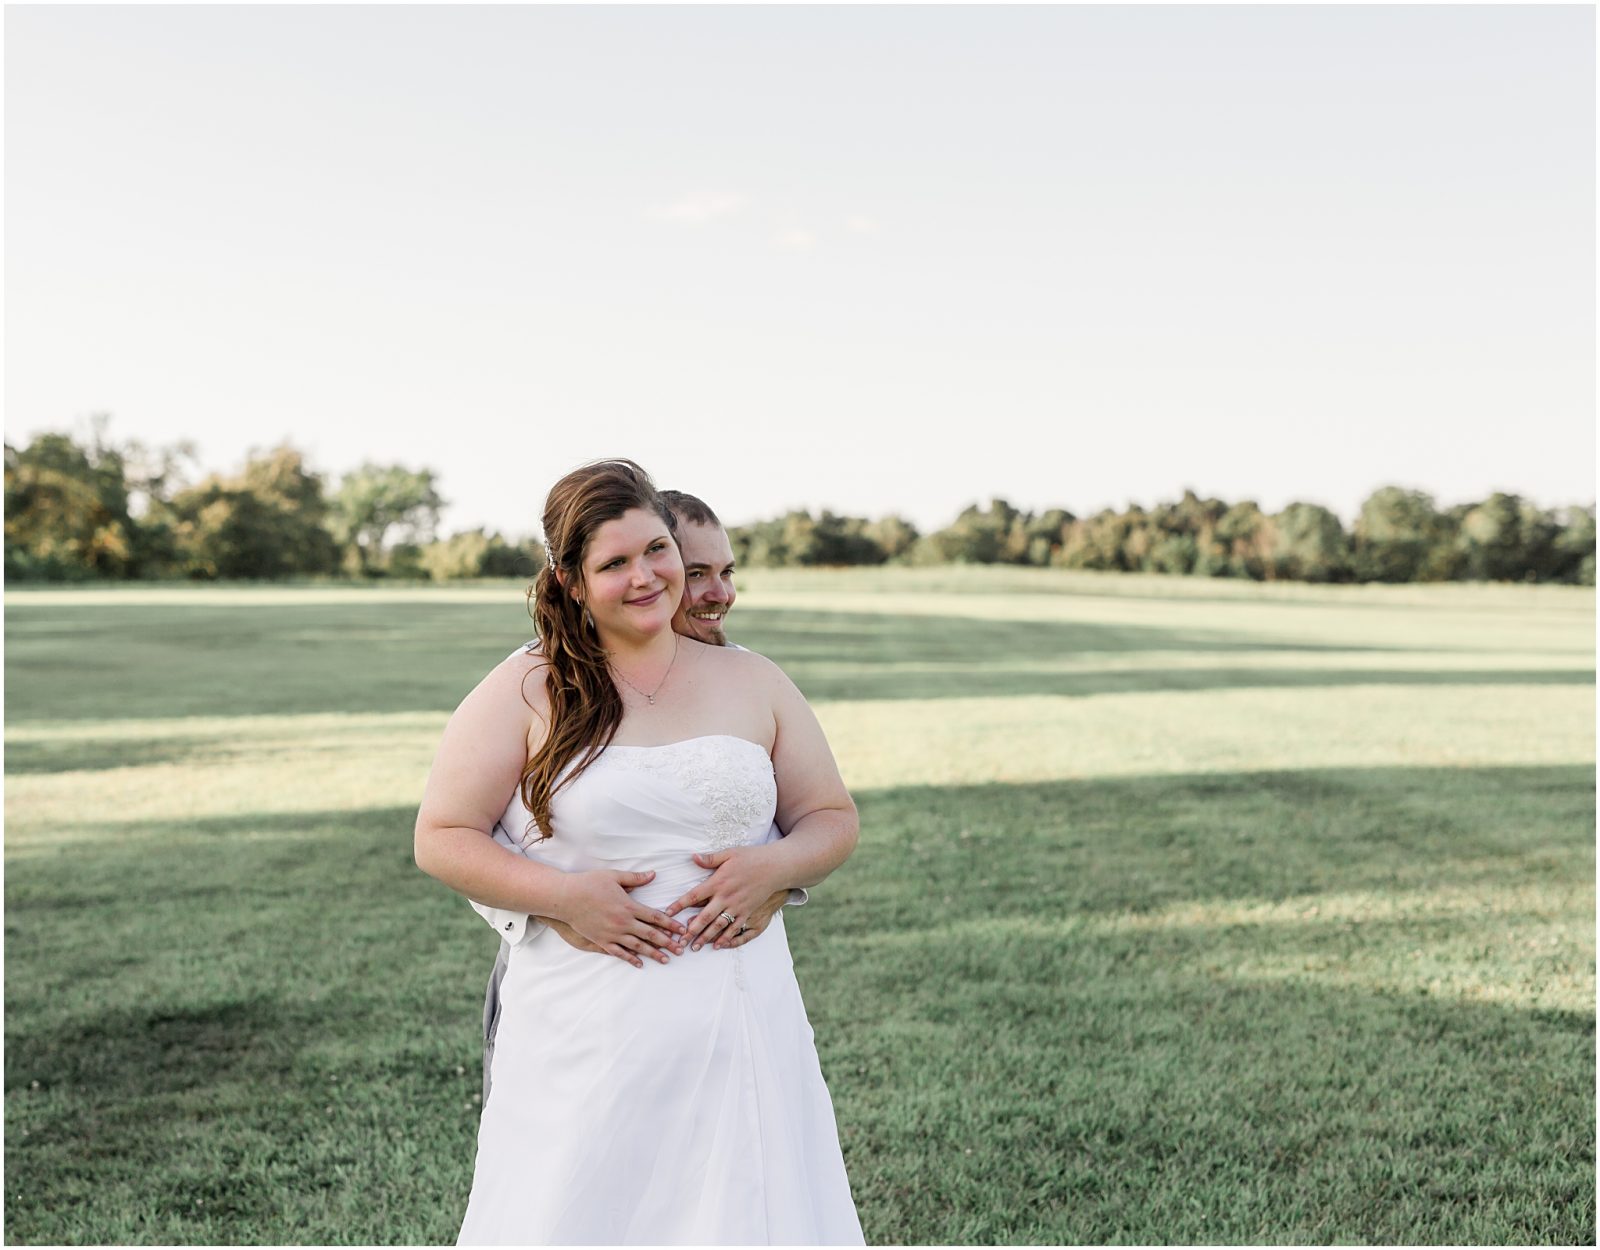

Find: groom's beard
<box><xmin>695</xmin><ymin>619</ymin><xmax>728</xmax><ymax>645</ymax></box>
<box><xmin>679</xmin><ymin>608</ymin><xmax>729</xmax><ymax>646</ymax></box>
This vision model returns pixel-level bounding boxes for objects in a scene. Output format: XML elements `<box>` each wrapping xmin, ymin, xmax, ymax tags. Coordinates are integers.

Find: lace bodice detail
<box><xmin>492</xmin><ymin>733</ymin><xmax>778</xmax><ymax>917</ymax></box>
<box><xmin>601</xmin><ymin>736</ymin><xmax>776</xmax><ymax>851</ymax></box>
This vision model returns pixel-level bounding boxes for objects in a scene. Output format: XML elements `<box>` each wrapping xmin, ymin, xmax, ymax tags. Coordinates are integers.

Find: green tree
<box><xmin>480</xmin><ymin>534</ymin><xmax>544</xmax><ymax>579</ymax></box>
<box><xmin>1517</xmin><ymin>500</ymin><xmax>1565</xmax><ymax>583</ymax></box>
<box><xmin>1118</xmin><ymin>491</ymin><xmax>1228</xmax><ymax>576</ymax></box>
<box><xmin>1417</xmin><ymin>505</ymin><xmax>1467</xmax><ymax>582</ymax></box>
<box><xmin>1271</xmin><ymin>502</ymin><xmax>1350</xmax><ymax>583</ymax></box>
<box><xmin>865</xmin><ymin>515</ymin><xmax>920</xmax><ymax>563</ymax></box>
<box><xmin>1551</xmin><ymin>505</ymin><xmax>1596</xmax><ymax>585</ymax></box>
<box><xmin>421</xmin><ymin>529</ymin><xmax>544</xmax><ymax>580</ymax></box>
<box><xmin>1214</xmin><ymin>500</ymin><xmax>1274</xmax><ymax>579</ymax></box>
<box><xmin>808</xmin><ymin>512</ymin><xmax>886</xmax><ymax>566</ymax></box>
<box><xmin>729</xmin><ymin>515</ymin><xmax>789</xmax><ymax>566</ymax></box>
<box><xmin>386</xmin><ymin>543</ymin><xmax>428</xmax><ymax>581</ymax></box>
<box><xmin>4</xmin><ymin>426</ymin><xmax>138</xmax><ymax>580</ymax></box>
<box><xmin>921</xmin><ymin>499</ymin><xmax>1026</xmax><ymax>564</ymax></box>
<box><xmin>120</xmin><ymin>438</ymin><xmax>200</xmax><ymax>577</ymax></box>
<box><xmin>332</xmin><ymin>464</ymin><xmax>445</xmax><ymax>576</ymax></box>
<box><xmin>1352</xmin><ymin>487</ymin><xmax>1443</xmax><ymax>583</ymax></box>
<box><xmin>1147</xmin><ymin>532</ymin><xmax>1199</xmax><ymax>575</ymax></box>
<box><xmin>169</xmin><ymin>487</ymin><xmax>292</xmax><ymax>580</ymax></box>
<box><xmin>169</xmin><ymin>445</ymin><xmax>339</xmax><ymax>580</ymax></box>
<box><xmin>728</xmin><ymin>510</ymin><xmax>822</xmax><ymax>567</ymax></box>
<box><xmin>1058</xmin><ymin>508</ymin><xmax>1137</xmax><ymax>571</ymax></box>
<box><xmin>1455</xmin><ymin>492</ymin><xmax>1550</xmax><ymax>582</ymax></box>
<box><xmin>779</xmin><ymin>511</ymin><xmax>821</xmax><ymax>566</ymax></box>
<box><xmin>1020</xmin><ymin>508</ymin><xmax>1073</xmax><ymax>567</ymax></box>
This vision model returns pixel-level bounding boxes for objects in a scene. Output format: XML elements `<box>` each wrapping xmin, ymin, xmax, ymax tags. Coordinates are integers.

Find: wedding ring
<box><xmin>719</xmin><ymin>911</ymin><xmax>737</xmax><ymax>926</ymax></box>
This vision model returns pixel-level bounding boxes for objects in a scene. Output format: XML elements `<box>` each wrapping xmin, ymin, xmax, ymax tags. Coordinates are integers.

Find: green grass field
<box><xmin>5</xmin><ymin>569</ymin><xmax>1594</xmax><ymax>1245</ymax></box>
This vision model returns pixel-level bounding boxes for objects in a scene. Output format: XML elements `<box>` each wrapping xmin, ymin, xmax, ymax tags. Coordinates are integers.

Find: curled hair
<box><xmin>660</xmin><ymin>489</ymin><xmax>721</xmax><ymax>529</ymax></box>
<box><xmin>521</xmin><ymin>459</ymin><xmax>678</xmax><ymax>839</ymax></box>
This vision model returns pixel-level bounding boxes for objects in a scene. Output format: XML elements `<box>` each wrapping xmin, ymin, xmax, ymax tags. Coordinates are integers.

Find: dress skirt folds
<box><xmin>456</xmin><ymin>736</ymin><xmax>863</xmax><ymax>1246</ymax></box>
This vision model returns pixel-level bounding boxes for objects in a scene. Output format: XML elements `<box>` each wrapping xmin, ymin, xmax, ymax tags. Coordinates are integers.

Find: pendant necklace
<box><xmin>609</xmin><ymin>635</ymin><xmax>680</xmax><ymax>705</ymax></box>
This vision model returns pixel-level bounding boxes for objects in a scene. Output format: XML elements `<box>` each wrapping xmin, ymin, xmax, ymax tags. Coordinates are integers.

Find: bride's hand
<box><xmin>554</xmin><ymin>869</ymin><xmax>689</xmax><ymax>968</ymax></box>
<box><xmin>716</xmin><ymin>888</ymin><xmax>789</xmax><ymax>951</ymax></box>
<box><xmin>665</xmin><ymin>847</ymin><xmax>787</xmax><ymax>951</ymax></box>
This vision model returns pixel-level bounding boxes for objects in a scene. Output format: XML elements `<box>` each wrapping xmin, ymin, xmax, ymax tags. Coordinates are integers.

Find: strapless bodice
<box><xmin>495</xmin><ymin>734</ymin><xmax>778</xmax><ymax>913</ymax></box>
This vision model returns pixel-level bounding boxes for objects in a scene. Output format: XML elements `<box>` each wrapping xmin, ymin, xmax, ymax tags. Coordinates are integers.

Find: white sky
<box><xmin>6</xmin><ymin>4</ymin><xmax>1594</xmax><ymax>538</ymax></box>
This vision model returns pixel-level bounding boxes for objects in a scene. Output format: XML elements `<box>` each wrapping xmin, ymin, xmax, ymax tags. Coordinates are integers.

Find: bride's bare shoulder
<box><xmin>467</xmin><ymin>641</ymin><xmax>551</xmax><ymax>720</ymax></box>
<box><xmin>691</xmin><ymin>638</ymin><xmax>767</xmax><ymax>668</ymax></box>
<box><xmin>693</xmin><ymin>639</ymin><xmax>797</xmax><ymax>692</ymax></box>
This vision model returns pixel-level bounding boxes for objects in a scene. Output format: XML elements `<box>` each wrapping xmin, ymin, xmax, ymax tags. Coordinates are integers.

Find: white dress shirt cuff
<box><xmin>471</xmin><ymin>898</ymin><xmax>543</xmax><ymax>946</ymax></box>
<box><xmin>468</xmin><ymin>820</ymin><xmax>547</xmax><ymax>946</ymax></box>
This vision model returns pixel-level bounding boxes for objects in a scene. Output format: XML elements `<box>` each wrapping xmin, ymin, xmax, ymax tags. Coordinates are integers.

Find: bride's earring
<box><xmin>583</xmin><ymin>606</ymin><xmax>595</xmax><ymax>630</ymax></box>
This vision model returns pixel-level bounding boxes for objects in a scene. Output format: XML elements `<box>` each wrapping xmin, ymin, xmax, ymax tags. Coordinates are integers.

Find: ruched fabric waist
<box><xmin>605</xmin><ymin>854</ymin><xmax>714</xmax><ymax>915</ymax></box>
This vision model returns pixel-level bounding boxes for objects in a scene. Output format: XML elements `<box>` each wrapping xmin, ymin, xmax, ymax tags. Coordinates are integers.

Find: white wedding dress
<box><xmin>456</xmin><ymin>735</ymin><xmax>864</xmax><ymax>1246</ymax></box>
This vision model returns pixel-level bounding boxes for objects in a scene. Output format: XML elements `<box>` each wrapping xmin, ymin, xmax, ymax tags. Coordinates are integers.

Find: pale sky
<box><xmin>6</xmin><ymin>4</ymin><xmax>1594</xmax><ymax>538</ymax></box>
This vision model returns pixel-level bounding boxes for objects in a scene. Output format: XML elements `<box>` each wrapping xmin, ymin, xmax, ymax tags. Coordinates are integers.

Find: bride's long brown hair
<box><xmin>520</xmin><ymin>459</ymin><xmax>679</xmax><ymax>840</ymax></box>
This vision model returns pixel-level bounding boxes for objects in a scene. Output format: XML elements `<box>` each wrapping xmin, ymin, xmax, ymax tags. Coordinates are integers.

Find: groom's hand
<box><xmin>544</xmin><ymin>916</ymin><xmax>604</xmax><ymax>954</ymax></box>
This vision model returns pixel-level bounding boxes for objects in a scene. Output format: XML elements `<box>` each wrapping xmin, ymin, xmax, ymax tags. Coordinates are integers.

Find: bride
<box><xmin>413</xmin><ymin>459</ymin><xmax>865</xmax><ymax>1245</ymax></box>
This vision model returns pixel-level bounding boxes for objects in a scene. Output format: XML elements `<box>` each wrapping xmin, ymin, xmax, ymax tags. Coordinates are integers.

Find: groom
<box><xmin>472</xmin><ymin>490</ymin><xmax>803</xmax><ymax>1100</ymax></box>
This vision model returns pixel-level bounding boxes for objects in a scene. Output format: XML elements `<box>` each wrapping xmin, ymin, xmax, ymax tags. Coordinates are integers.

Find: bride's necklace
<box><xmin>608</xmin><ymin>635</ymin><xmax>680</xmax><ymax>705</ymax></box>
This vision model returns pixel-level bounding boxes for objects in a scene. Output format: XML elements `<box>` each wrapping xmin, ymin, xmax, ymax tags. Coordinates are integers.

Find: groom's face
<box><xmin>672</xmin><ymin>520</ymin><xmax>737</xmax><ymax>646</ymax></box>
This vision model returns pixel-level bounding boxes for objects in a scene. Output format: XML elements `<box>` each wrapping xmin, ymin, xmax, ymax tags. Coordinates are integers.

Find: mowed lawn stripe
<box><xmin>4</xmin><ymin>575</ymin><xmax>1593</xmax><ymax>1244</ymax></box>
<box><xmin>7</xmin><ymin>683</ymin><xmax>1592</xmax><ymax>852</ymax></box>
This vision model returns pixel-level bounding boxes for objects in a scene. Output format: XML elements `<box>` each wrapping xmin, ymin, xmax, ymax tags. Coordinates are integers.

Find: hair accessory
<box><xmin>546</xmin><ymin>548</ymin><xmax>557</xmax><ymax>572</ymax></box>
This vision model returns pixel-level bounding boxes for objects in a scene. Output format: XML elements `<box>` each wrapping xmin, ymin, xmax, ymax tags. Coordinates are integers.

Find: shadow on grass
<box><xmin>4</xmin><ymin>997</ymin><xmax>314</xmax><ymax>1100</ymax></box>
<box><xmin>10</xmin><ymin>602</ymin><xmax>1591</xmax><ymax>725</ymax></box>
<box><xmin>6</xmin><ymin>600</ymin><xmax>536</xmax><ymax>723</ymax></box>
<box><xmin>787</xmin><ymin>663</ymin><xmax>1593</xmax><ymax>703</ymax></box>
<box><xmin>9</xmin><ymin>764</ymin><xmax>1594</xmax><ymax>915</ymax></box>
<box><xmin>5</xmin><ymin>805</ymin><xmax>425</xmax><ymax>902</ymax></box>
<box><xmin>743</xmin><ymin>568</ymin><xmax>1599</xmax><ymax>615</ymax></box>
<box><xmin>3</xmin><ymin>767</ymin><xmax>1593</xmax><ymax>1243</ymax></box>
<box><xmin>742</xmin><ymin>610</ymin><xmax>1402</xmax><ymax>659</ymax></box>
<box><xmin>827</xmin><ymin>763</ymin><xmax>1597</xmax><ymax>931</ymax></box>
<box><xmin>5</xmin><ymin>738</ymin><xmax>216</xmax><ymax>775</ymax></box>
<box><xmin>737</xmin><ymin>611</ymin><xmax>1594</xmax><ymax>701</ymax></box>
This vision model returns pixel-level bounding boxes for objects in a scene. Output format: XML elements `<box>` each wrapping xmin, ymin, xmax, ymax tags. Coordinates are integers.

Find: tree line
<box><xmin>729</xmin><ymin>491</ymin><xmax>1596</xmax><ymax>584</ymax></box>
<box><xmin>4</xmin><ymin>422</ymin><xmax>536</xmax><ymax>582</ymax></box>
<box><xmin>5</xmin><ymin>422</ymin><xmax>1594</xmax><ymax>585</ymax></box>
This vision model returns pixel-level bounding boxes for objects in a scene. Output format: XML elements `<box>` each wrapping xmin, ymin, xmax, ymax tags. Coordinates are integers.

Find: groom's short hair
<box><xmin>661</xmin><ymin>490</ymin><xmax>721</xmax><ymax>529</ymax></box>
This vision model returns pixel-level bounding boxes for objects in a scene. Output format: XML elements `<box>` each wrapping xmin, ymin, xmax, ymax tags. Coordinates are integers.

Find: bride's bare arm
<box><xmin>763</xmin><ymin>665</ymin><xmax>859</xmax><ymax>885</ymax></box>
<box><xmin>669</xmin><ymin>658</ymin><xmax>858</xmax><ymax>949</ymax></box>
<box><xmin>414</xmin><ymin>653</ymin><xmax>688</xmax><ymax>965</ymax></box>
<box><xmin>415</xmin><ymin>654</ymin><xmax>564</xmax><ymax>910</ymax></box>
